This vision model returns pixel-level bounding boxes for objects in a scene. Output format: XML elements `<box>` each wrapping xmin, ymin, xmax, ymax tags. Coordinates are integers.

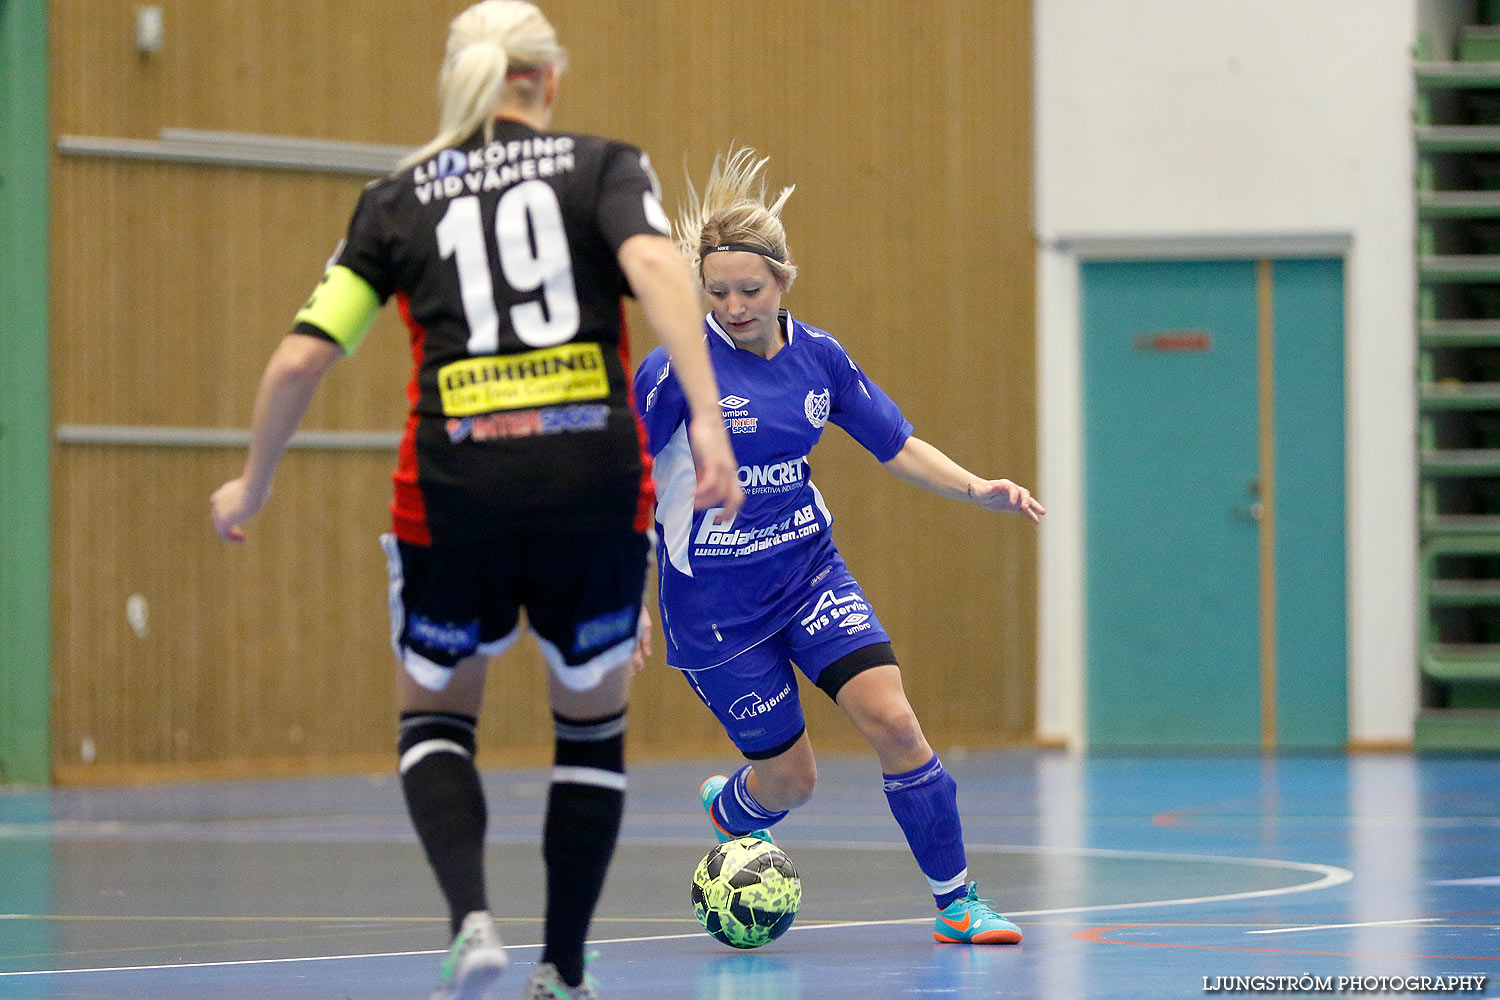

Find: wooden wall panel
<box><xmin>49</xmin><ymin>0</ymin><xmax>1034</xmax><ymax>782</ymax></box>
<box><xmin>50</xmin><ymin>160</ymin><xmax>412</xmax><ymax>429</ymax></box>
<box><xmin>52</xmin><ymin>448</ymin><xmax>398</xmax><ymax>780</ymax></box>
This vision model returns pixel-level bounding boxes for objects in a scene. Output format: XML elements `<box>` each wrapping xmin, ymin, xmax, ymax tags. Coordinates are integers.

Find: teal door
<box><xmin>1082</xmin><ymin>258</ymin><xmax>1346</xmax><ymax>749</ymax></box>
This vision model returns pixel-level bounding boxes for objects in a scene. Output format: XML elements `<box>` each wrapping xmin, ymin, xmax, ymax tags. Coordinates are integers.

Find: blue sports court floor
<box><xmin>1</xmin><ymin>751</ymin><xmax>1496</xmax><ymax>999</ymax></box>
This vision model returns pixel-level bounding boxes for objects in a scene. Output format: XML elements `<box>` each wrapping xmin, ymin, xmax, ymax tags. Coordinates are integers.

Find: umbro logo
<box><xmin>719</xmin><ymin>394</ymin><xmax>750</xmax><ymax>409</ymax></box>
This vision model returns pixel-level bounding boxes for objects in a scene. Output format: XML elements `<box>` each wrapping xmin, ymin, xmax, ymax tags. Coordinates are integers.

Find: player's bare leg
<box><xmin>838</xmin><ymin>662</ymin><xmax>1021</xmax><ymax>944</ymax></box>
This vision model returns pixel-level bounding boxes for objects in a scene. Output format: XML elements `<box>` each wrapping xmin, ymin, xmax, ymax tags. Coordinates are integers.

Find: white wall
<box><xmin>1034</xmin><ymin>0</ymin><xmax>1420</xmax><ymax>747</ymax></box>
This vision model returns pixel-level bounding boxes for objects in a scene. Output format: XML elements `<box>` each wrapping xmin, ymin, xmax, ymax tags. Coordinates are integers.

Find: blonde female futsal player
<box><xmin>211</xmin><ymin>5</ymin><xmax>741</xmax><ymax>998</ymax></box>
<box><xmin>633</xmin><ymin>148</ymin><xmax>1042</xmax><ymax>947</ymax></box>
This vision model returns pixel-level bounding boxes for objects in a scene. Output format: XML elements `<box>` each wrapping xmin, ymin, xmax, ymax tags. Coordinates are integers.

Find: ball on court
<box><xmin>691</xmin><ymin>837</ymin><xmax>802</xmax><ymax>949</ymax></box>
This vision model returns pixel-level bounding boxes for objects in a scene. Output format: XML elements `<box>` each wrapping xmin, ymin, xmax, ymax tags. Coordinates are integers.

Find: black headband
<box><xmin>702</xmin><ymin>242</ymin><xmax>785</xmax><ymax>264</ymax></box>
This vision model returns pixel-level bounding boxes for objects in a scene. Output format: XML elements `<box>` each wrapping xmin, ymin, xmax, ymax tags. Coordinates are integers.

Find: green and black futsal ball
<box><xmin>691</xmin><ymin>837</ymin><xmax>802</xmax><ymax>949</ymax></box>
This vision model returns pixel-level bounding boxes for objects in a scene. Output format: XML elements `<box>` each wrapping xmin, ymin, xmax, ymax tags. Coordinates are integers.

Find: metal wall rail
<box><xmin>57</xmin><ymin>127</ymin><xmax>409</xmax><ymax>176</ymax></box>
<box><xmin>55</xmin><ymin>425</ymin><xmax>400</xmax><ymax>451</ymax></box>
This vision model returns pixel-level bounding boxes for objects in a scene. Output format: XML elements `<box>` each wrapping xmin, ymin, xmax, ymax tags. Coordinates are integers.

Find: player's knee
<box><xmin>761</xmin><ymin>761</ymin><xmax>816</xmax><ymax>809</ymax></box>
<box><xmin>857</xmin><ymin>703</ymin><xmax>927</xmax><ymax>758</ymax></box>
<box><xmin>783</xmin><ymin>770</ymin><xmax>817</xmax><ymax>808</ymax></box>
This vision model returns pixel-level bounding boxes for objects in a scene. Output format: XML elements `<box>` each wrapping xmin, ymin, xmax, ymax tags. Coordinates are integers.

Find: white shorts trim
<box><xmin>477</xmin><ymin>630</ymin><xmax>519</xmax><ymax>657</ymax></box>
<box><xmin>402</xmin><ymin>648</ymin><xmax>453</xmax><ymax>692</ymax></box>
<box><xmin>532</xmin><ymin>631</ymin><xmax>635</xmax><ymax>692</ymax></box>
<box><xmin>380</xmin><ymin>533</ymin><xmax>405</xmax><ymax>659</ymax></box>
<box><xmin>383</xmin><ymin>532</ymin><xmax>518</xmax><ymax>689</ymax></box>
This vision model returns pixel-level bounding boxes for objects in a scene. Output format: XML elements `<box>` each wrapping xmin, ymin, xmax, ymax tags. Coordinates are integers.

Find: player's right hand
<box><xmin>687</xmin><ymin>420</ymin><xmax>744</xmax><ymax>515</ymax></box>
<box><xmin>210</xmin><ymin>477</ymin><xmax>270</xmax><ymax>543</ymax></box>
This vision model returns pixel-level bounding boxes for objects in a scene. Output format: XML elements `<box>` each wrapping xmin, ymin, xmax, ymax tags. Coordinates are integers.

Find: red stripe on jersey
<box><xmin>619</xmin><ymin>303</ymin><xmax>656</xmax><ymax>533</ymax></box>
<box><xmin>391</xmin><ymin>293</ymin><xmax>431</xmax><ymax>546</ymax></box>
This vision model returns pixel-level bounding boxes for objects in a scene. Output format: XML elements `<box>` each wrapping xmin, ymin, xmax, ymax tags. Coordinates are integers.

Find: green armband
<box><xmin>293</xmin><ymin>265</ymin><xmax>381</xmax><ymax>355</ymax></box>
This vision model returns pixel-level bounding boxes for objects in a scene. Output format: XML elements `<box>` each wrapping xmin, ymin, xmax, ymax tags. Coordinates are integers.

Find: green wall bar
<box><xmin>0</xmin><ymin>0</ymin><xmax>53</xmax><ymax>785</ymax></box>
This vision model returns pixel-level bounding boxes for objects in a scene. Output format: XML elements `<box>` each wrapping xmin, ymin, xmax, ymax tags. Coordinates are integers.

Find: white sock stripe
<box><xmin>928</xmin><ymin>869</ymin><xmax>970</xmax><ymax>897</ymax></box>
<box><xmin>732</xmin><ymin>775</ymin><xmax>781</xmax><ymax>820</ymax></box>
<box><xmin>553</xmin><ymin>715</ymin><xmax>627</xmax><ymax>742</ymax></box>
<box><xmin>551</xmin><ymin>765</ymin><xmax>627</xmax><ymax>791</ymax></box>
<box><xmin>399</xmin><ymin>714</ymin><xmax>477</xmax><ymax>734</ymax></box>
<box><xmin>882</xmin><ymin>755</ymin><xmax>944</xmax><ymax>793</ymax></box>
<box><xmin>398</xmin><ymin>739</ymin><xmax>471</xmax><ymax>775</ymax></box>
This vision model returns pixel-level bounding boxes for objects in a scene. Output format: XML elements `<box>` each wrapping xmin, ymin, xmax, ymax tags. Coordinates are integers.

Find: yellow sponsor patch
<box><xmin>438</xmin><ymin>343</ymin><xmax>609</xmax><ymax>417</ymax></box>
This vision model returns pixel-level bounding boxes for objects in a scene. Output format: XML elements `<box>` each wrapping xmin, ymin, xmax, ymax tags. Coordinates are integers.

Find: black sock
<box><xmin>541</xmin><ymin>710</ymin><xmax>626</xmax><ymax>987</ymax></box>
<box><xmin>398</xmin><ymin>711</ymin><xmax>487</xmax><ymax>937</ymax></box>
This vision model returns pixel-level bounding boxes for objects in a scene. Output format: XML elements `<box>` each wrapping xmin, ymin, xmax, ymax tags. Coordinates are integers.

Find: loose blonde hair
<box><xmin>674</xmin><ymin>147</ymin><xmax>798</xmax><ymax>292</ymax></box>
<box><xmin>400</xmin><ymin>1</ymin><xmax>568</xmax><ymax>170</ymax></box>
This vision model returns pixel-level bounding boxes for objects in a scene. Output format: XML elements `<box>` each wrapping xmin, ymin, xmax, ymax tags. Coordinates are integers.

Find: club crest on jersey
<box><xmin>435</xmin><ymin>149</ymin><xmax>472</xmax><ymax>178</ymax></box>
<box><xmin>804</xmin><ymin>389</ymin><xmax>830</xmax><ymax>428</ymax></box>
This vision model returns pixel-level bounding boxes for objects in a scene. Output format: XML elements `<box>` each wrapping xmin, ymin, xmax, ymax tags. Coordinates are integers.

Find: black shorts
<box><xmin>381</xmin><ymin>529</ymin><xmax>649</xmax><ymax>691</ymax></box>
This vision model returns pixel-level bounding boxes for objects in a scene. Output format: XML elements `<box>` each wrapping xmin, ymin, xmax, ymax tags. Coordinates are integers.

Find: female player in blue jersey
<box><xmin>632</xmin><ymin>149</ymin><xmax>1044</xmax><ymax>946</ymax></box>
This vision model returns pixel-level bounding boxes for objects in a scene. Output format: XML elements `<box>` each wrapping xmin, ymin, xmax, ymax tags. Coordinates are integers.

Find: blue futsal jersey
<box><xmin>633</xmin><ymin>310</ymin><xmax>912</xmax><ymax>671</ymax></box>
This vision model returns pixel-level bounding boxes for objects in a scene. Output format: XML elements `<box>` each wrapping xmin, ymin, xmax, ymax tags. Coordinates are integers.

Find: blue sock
<box><xmin>712</xmin><ymin>764</ymin><xmax>789</xmax><ymax>835</ymax></box>
<box><xmin>883</xmin><ymin>755</ymin><xmax>969</xmax><ymax>909</ymax></box>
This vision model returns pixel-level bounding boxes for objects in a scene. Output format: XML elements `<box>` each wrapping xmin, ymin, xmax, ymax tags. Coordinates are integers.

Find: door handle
<box><xmin>1230</xmin><ymin>501</ymin><xmax>1264</xmax><ymax>522</ymax></box>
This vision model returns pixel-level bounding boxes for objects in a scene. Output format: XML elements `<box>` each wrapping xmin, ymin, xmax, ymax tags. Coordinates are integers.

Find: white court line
<box><xmin>0</xmin><ymin>950</ymin><xmax>449</xmax><ymax>978</ymax></box>
<box><xmin>1428</xmin><ymin>875</ymin><xmax>1500</xmax><ymax>886</ymax></box>
<box><xmin>0</xmin><ymin>847</ymin><xmax>1353</xmax><ymax>979</ymax></box>
<box><xmin>1247</xmin><ymin>917</ymin><xmax>1443</xmax><ymax>935</ymax></box>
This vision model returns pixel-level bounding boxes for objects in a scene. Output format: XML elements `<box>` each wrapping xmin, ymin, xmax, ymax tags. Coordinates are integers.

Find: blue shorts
<box><xmin>679</xmin><ymin>558</ymin><xmax>896</xmax><ymax>758</ymax></box>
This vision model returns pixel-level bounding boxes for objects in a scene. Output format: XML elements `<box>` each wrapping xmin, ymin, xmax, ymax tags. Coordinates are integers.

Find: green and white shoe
<box><xmin>522</xmin><ymin>960</ymin><xmax>598</xmax><ymax>1000</ymax></box>
<box><xmin>430</xmin><ymin>911</ymin><xmax>507</xmax><ymax>1000</ymax></box>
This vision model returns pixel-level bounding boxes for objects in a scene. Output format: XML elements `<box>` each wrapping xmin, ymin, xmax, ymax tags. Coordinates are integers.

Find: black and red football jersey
<box><xmin>308</xmin><ymin>119</ymin><xmax>670</xmax><ymax>544</ymax></box>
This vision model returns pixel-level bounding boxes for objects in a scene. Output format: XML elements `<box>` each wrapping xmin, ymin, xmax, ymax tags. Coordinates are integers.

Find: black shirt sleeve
<box><xmin>594</xmin><ymin>143</ymin><xmax>673</xmax><ymax>253</ymax></box>
<box><xmin>332</xmin><ymin>183</ymin><xmax>398</xmax><ymax>304</ymax></box>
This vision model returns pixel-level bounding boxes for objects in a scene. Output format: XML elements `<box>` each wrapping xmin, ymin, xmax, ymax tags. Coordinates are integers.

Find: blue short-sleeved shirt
<box><xmin>632</xmin><ymin>311</ymin><xmax>912</xmax><ymax>670</ymax></box>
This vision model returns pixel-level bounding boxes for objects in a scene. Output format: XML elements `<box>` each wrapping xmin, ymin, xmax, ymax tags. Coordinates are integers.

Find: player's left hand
<box><xmin>970</xmin><ymin>479</ymin><xmax>1046</xmax><ymax>523</ymax></box>
<box><xmin>630</xmin><ymin>607</ymin><xmax>654</xmax><ymax>676</ymax></box>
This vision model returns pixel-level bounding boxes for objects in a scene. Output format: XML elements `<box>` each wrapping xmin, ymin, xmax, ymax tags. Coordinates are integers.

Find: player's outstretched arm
<box><xmin>210</xmin><ymin>332</ymin><xmax>344</xmax><ymax>542</ymax></box>
<box><xmin>617</xmin><ymin>233</ymin><xmax>743</xmax><ymax>516</ymax></box>
<box><xmin>881</xmin><ymin>436</ymin><xmax>1045</xmax><ymax>523</ymax></box>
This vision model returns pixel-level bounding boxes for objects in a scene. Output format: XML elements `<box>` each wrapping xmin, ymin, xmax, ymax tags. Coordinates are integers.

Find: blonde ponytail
<box><xmin>400</xmin><ymin>1</ymin><xmax>567</xmax><ymax>170</ymax></box>
<box><xmin>675</xmin><ymin>147</ymin><xmax>798</xmax><ymax>292</ymax></box>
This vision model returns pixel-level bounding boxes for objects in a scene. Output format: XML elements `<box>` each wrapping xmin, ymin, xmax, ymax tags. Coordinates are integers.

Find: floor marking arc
<box><xmin>1247</xmin><ymin>917</ymin><xmax>1443</xmax><ymax>935</ymax></box>
<box><xmin>0</xmin><ymin>845</ymin><xmax>1352</xmax><ymax>979</ymax></box>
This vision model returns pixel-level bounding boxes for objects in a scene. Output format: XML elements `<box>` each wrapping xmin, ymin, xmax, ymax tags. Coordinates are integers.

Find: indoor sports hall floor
<box><xmin>1</xmin><ymin>751</ymin><xmax>1497</xmax><ymax>999</ymax></box>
